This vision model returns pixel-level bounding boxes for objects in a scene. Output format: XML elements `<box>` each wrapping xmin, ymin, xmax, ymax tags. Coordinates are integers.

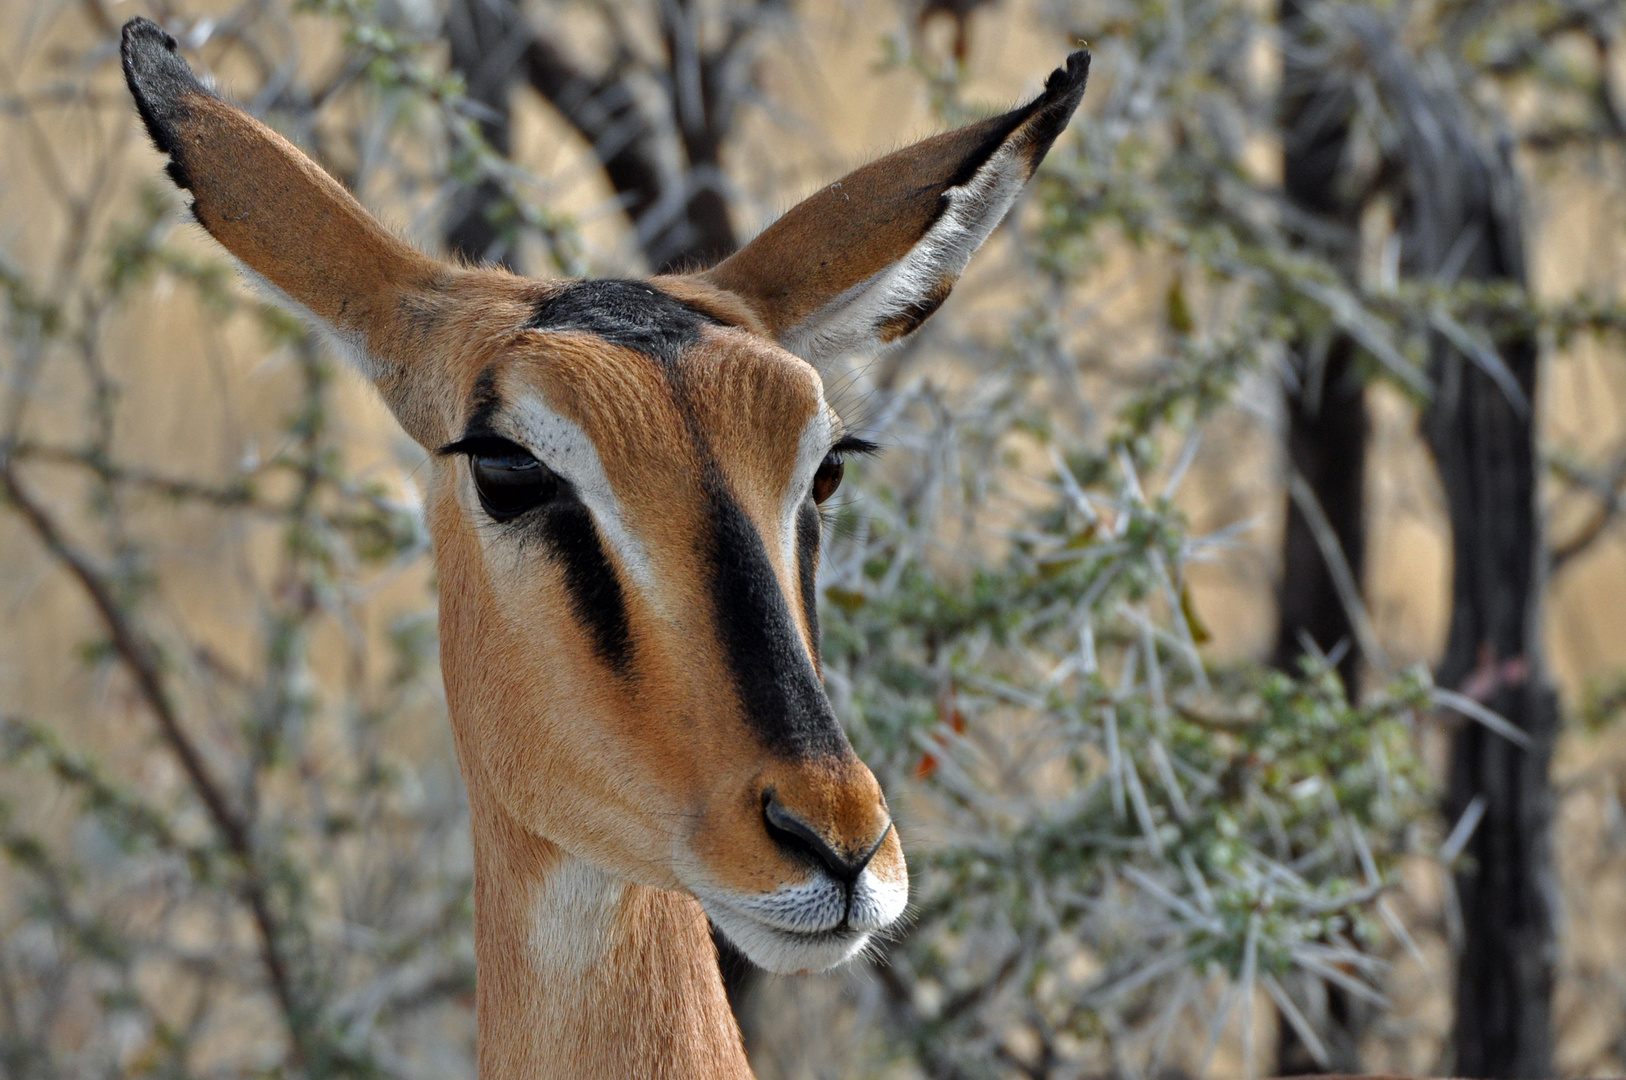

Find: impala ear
<box><xmin>703</xmin><ymin>51</ymin><xmax>1088</xmax><ymax>365</ymax></box>
<box><xmin>120</xmin><ymin>18</ymin><xmax>507</xmax><ymax>446</ymax></box>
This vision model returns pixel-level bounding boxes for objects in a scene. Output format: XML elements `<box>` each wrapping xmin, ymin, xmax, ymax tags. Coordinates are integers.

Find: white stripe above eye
<box><xmin>780</xmin><ymin>408</ymin><xmax>834</xmax><ymax>587</ymax></box>
<box><xmin>502</xmin><ymin>393</ymin><xmax>658</xmax><ymax>596</ymax></box>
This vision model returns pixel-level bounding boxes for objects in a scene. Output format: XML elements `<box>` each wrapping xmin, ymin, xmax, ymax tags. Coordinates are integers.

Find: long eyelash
<box><xmin>830</xmin><ymin>434</ymin><xmax>880</xmax><ymax>457</ymax></box>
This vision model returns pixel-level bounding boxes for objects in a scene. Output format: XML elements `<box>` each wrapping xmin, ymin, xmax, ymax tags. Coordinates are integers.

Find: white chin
<box><xmin>701</xmin><ymin>900</ymin><xmax>871</xmax><ymax>974</ymax></box>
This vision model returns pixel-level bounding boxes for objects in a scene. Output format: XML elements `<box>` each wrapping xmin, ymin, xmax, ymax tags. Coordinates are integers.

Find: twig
<box><xmin>0</xmin><ymin>461</ymin><xmax>309</xmax><ymax>1059</ymax></box>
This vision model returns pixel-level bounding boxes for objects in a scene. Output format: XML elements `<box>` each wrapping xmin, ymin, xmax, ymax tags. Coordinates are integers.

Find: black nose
<box><xmin>763</xmin><ymin>796</ymin><xmax>889</xmax><ymax>883</ymax></box>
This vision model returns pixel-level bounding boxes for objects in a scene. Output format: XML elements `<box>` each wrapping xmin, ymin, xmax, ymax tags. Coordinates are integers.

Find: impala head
<box><xmin>122</xmin><ymin>18</ymin><xmax>1087</xmax><ymax>974</ymax></box>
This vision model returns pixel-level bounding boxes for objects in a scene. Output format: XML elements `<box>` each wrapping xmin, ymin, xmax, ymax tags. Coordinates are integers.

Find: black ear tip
<box><xmin>120</xmin><ymin>16</ymin><xmax>203</xmax><ymax>99</ymax></box>
<box><xmin>120</xmin><ymin>17</ymin><xmax>207</xmax><ymax>186</ymax></box>
<box><xmin>1045</xmin><ymin>48</ymin><xmax>1092</xmax><ymax>95</ymax></box>
<box><xmin>121</xmin><ymin>17</ymin><xmax>180</xmax><ymax>68</ymax></box>
<box><xmin>121</xmin><ymin>16</ymin><xmax>174</xmax><ymax>46</ymax></box>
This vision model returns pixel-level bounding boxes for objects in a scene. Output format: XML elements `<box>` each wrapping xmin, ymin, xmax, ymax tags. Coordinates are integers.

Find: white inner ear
<box><xmin>235</xmin><ymin>263</ymin><xmax>389</xmax><ymax>380</ymax></box>
<box><xmin>782</xmin><ymin>138</ymin><xmax>1030</xmax><ymax>364</ymax></box>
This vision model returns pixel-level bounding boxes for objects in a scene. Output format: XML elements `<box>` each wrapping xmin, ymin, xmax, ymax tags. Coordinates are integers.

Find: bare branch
<box><xmin>1549</xmin><ymin>450</ymin><xmax>1626</xmax><ymax>570</ymax></box>
<box><xmin>0</xmin><ymin>460</ymin><xmax>309</xmax><ymax>1059</ymax></box>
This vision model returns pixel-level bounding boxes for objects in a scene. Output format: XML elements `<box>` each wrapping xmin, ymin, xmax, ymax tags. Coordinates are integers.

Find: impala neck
<box><xmin>466</xmin><ymin>780</ymin><xmax>753</xmax><ymax>1080</ymax></box>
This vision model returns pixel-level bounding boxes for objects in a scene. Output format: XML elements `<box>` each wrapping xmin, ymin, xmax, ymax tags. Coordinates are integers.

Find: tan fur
<box><xmin>429</xmin><ymin>329</ymin><xmax>889</xmax><ymax>894</ymax></box>
<box><xmin>120</xmin><ymin>18</ymin><xmax>1084</xmax><ymax>1076</ymax></box>
<box><xmin>464</xmin><ymin>768</ymin><xmax>751</xmax><ymax>1078</ymax></box>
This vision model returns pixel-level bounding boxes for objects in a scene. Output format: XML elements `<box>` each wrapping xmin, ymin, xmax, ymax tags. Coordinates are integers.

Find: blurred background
<box><xmin>1</xmin><ymin>0</ymin><xmax>1624</xmax><ymax>1077</ymax></box>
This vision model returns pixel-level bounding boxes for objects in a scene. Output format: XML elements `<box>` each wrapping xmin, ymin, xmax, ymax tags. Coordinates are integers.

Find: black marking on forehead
<box><xmin>527</xmin><ymin>280</ymin><xmax>720</xmax><ymax>365</ymax></box>
<box><xmin>540</xmin><ymin>501</ymin><xmax>634</xmax><ymax>676</ymax></box>
<box><xmin>705</xmin><ymin>470</ymin><xmax>847</xmax><ymax>760</ymax></box>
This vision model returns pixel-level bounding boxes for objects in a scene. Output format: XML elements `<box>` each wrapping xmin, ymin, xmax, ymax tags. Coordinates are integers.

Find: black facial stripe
<box><xmin>538</xmin><ymin>501</ymin><xmax>634</xmax><ymax>676</ymax></box>
<box><xmin>456</xmin><ymin>365</ymin><xmax>631</xmax><ymax>674</ymax></box>
<box><xmin>705</xmin><ymin>471</ymin><xmax>846</xmax><ymax>759</ymax></box>
<box><xmin>527</xmin><ymin>280</ymin><xmax>719</xmax><ymax>364</ymax></box>
<box><xmin>796</xmin><ymin>500</ymin><xmax>822</xmax><ymax>671</ymax></box>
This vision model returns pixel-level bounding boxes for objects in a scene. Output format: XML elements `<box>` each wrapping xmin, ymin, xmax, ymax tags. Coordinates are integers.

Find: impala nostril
<box><xmin>762</xmin><ymin>795</ymin><xmax>889</xmax><ymax>885</ymax></box>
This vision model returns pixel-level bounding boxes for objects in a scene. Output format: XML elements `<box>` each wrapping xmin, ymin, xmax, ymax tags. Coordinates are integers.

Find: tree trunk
<box><xmin>1274</xmin><ymin>337</ymin><xmax>1367</xmax><ymax>698</ymax></box>
<box><xmin>1425</xmin><ymin>273</ymin><xmax>1557</xmax><ymax>1080</ymax></box>
<box><xmin>443</xmin><ymin>0</ymin><xmax>738</xmax><ymax>273</ymax></box>
<box><xmin>1357</xmin><ymin>13</ymin><xmax>1558</xmax><ymax>1074</ymax></box>
<box><xmin>1275</xmin><ymin>0</ymin><xmax>1368</xmax><ymax>698</ymax></box>
<box><xmin>1428</xmin><ymin>315</ymin><xmax>1557</xmax><ymax>1080</ymax></box>
<box><xmin>1273</xmin><ymin>3</ymin><xmax>1370</xmax><ymax>1069</ymax></box>
<box><xmin>445</xmin><ymin>0</ymin><xmax>527</xmax><ymax>266</ymax></box>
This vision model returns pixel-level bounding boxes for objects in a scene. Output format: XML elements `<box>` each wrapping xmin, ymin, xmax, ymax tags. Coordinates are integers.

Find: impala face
<box><xmin>427</xmin><ymin>279</ymin><xmax>905</xmax><ymax>971</ymax></box>
<box><xmin>120</xmin><ymin>15</ymin><xmax>1087</xmax><ymax>978</ymax></box>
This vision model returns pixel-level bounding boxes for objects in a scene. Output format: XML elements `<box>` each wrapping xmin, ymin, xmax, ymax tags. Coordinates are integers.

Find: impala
<box><xmin>120</xmin><ymin>18</ymin><xmax>1087</xmax><ymax>1077</ymax></box>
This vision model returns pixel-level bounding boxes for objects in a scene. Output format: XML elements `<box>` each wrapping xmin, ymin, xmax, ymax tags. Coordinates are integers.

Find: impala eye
<box><xmin>812</xmin><ymin>453</ymin><xmax>845</xmax><ymax>504</ymax></box>
<box><xmin>469</xmin><ymin>443</ymin><xmax>563</xmax><ymax>521</ymax></box>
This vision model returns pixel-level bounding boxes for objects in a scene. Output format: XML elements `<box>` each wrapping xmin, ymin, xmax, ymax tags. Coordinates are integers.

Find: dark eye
<box><xmin>470</xmin><ymin>444</ymin><xmax>562</xmax><ymax>521</ymax></box>
<box><xmin>812</xmin><ymin>453</ymin><xmax>845</xmax><ymax>504</ymax></box>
